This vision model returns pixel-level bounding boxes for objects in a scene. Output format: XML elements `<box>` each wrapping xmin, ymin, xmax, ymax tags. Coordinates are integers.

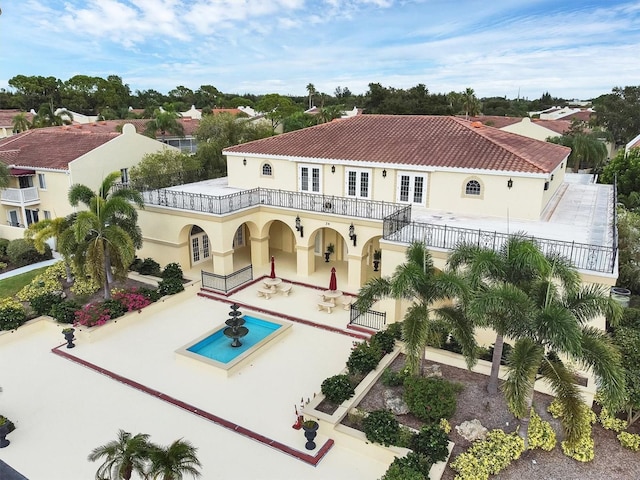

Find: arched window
<box><xmin>465</xmin><ymin>180</ymin><xmax>481</xmax><ymax>196</ymax></box>
<box><xmin>262</xmin><ymin>163</ymin><xmax>272</xmax><ymax>176</ymax></box>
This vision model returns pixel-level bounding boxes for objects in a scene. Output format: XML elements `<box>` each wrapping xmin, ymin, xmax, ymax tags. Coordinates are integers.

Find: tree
<box><xmin>600</xmin><ymin>148</ymin><xmax>640</xmax><ymax>202</ymax></box>
<box><xmin>130</xmin><ymin>150</ymin><xmax>201</xmax><ymax>189</ymax></box>
<box><xmin>144</xmin><ymin>106</ymin><xmax>184</xmax><ymax>141</ymax></box>
<box><xmin>0</xmin><ymin>162</ymin><xmax>10</xmax><ymax>190</ymax></box>
<box><xmin>503</xmin><ymin>278</ymin><xmax>624</xmax><ymax>447</ymax></box>
<box><xmin>461</xmin><ymin>87</ymin><xmax>480</xmax><ymax>118</ymax></box>
<box><xmin>31</xmin><ymin>103</ymin><xmax>73</xmax><ymax>128</ymax></box>
<box><xmin>612</xmin><ymin>324</ymin><xmax>640</xmax><ymax>425</ymax></box>
<box><xmin>147</xmin><ymin>439</ymin><xmax>202</xmax><ymax>480</ymax></box>
<box><xmin>356</xmin><ymin>242</ymin><xmax>476</xmax><ymax>375</ymax></box>
<box><xmin>447</xmin><ymin>234</ymin><xmax>577</xmax><ymax>395</ymax></box>
<box><xmin>11</xmin><ymin>112</ymin><xmax>31</xmax><ymax>133</ymax></box>
<box><xmin>8</xmin><ymin>74</ymin><xmax>62</xmax><ymax>111</ymax></box>
<box><xmin>593</xmin><ymin>86</ymin><xmax>640</xmax><ymax>147</ymax></box>
<box><xmin>615</xmin><ymin>207</ymin><xmax>640</xmax><ymax>293</ymax></box>
<box><xmin>168</xmin><ymin>85</ymin><xmax>195</xmax><ymax>111</ymax></box>
<box><xmin>318</xmin><ymin>104</ymin><xmax>344</xmax><ymax>124</ymax></box>
<box><xmin>87</xmin><ymin>430</ymin><xmax>152</xmax><ymax>480</ymax></box>
<box><xmin>255</xmin><ymin>94</ymin><xmax>298</xmax><ymax>131</ymax></box>
<box><xmin>24</xmin><ymin>216</ymin><xmax>76</xmax><ymax>283</ymax></box>
<box><xmin>306</xmin><ymin>83</ymin><xmax>317</xmax><ymax>109</ymax></box>
<box><xmin>283</xmin><ymin>111</ymin><xmax>317</xmax><ymax>132</ymax></box>
<box><xmin>547</xmin><ymin>127</ymin><xmax>608</xmax><ymax>171</ymax></box>
<box><xmin>68</xmin><ymin>172</ymin><xmax>144</xmax><ymax>299</ymax></box>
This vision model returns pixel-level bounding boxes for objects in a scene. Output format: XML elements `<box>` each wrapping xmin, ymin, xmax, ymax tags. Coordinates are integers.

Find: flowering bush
<box><xmin>439</xmin><ymin>418</ymin><xmax>452</xmax><ymax>434</ymax></box>
<box><xmin>548</xmin><ymin>399</ymin><xmax>596</xmax><ymax>462</ymax></box>
<box><xmin>0</xmin><ymin>298</ymin><xmax>27</xmax><ymax>330</ymax></box>
<box><xmin>74</xmin><ymin>303</ymin><xmax>110</xmax><ymax>327</ymax></box>
<box><xmin>617</xmin><ymin>431</ymin><xmax>640</xmax><ymax>451</ymax></box>
<box><xmin>112</xmin><ymin>290</ymin><xmax>151</xmax><ymax>312</ymax></box>
<box><xmin>599</xmin><ymin>407</ymin><xmax>628</xmax><ymax>432</ymax></box>
<box><xmin>527</xmin><ymin>409</ymin><xmax>556</xmax><ymax>451</ymax></box>
<box><xmin>16</xmin><ymin>262</ymin><xmax>66</xmax><ymax>302</ymax></box>
<box><xmin>450</xmin><ymin>430</ymin><xmax>525</xmax><ymax>480</ymax></box>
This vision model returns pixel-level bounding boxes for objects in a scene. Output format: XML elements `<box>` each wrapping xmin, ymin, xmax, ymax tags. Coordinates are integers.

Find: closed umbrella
<box><xmin>329</xmin><ymin>267</ymin><xmax>337</xmax><ymax>291</ymax></box>
<box><xmin>270</xmin><ymin>256</ymin><xmax>276</xmax><ymax>279</ymax></box>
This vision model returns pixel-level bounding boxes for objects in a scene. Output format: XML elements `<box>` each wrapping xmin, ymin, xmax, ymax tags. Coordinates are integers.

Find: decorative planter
<box><xmin>302</xmin><ymin>421</ymin><xmax>319</xmax><ymax>450</ymax></box>
<box><xmin>373</xmin><ymin>260</ymin><xmax>380</xmax><ymax>272</ymax></box>
<box><xmin>324</xmin><ymin>252</ymin><xmax>331</xmax><ymax>263</ymax></box>
<box><xmin>0</xmin><ymin>422</ymin><xmax>14</xmax><ymax>448</ymax></box>
<box><xmin>62</xmin><ymin>328</ymin><xmax>75</xmax><ymax>349</ymax></box>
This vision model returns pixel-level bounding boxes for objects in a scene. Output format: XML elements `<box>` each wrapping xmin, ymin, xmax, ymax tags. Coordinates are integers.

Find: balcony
<box><xmin>1</xmin><ymin>187</ymin><xmax>40</xmax><ymax>206</ymax></box>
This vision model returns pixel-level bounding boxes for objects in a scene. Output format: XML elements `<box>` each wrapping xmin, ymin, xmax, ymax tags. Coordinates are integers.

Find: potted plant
<box><xmin>302</xmin><ymin>419</ymin><xmax>319</xmax><ymax>450</ymax></box>
<box><xmin>373</xmin><ymin>250</ymin><xmax>381</xmax><ymax>272</ymax></box>
<box><xmin>0</xmin><ymin>415</ymin><xmax>16</xmax><ymax>448</ymax></box>
<box><xmin>324</xmin><ymin>243</ymin><xmax>335</xmax><ymax>263</ymax></box>
<box><xmin>62</xmin><ymin>327</ymin><xmax>75</xmax><ymax>349</ymax></box>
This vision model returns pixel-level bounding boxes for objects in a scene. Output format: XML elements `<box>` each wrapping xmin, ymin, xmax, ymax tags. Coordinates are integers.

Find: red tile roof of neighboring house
<box><xmin>211</xmin><ymin>108</ymin><xmax>244</xmax><ymax>116</ymax></box>
<box><xmin>562</xmin><ymin>110</ymin><xmax>594</xmax><ymax>123</ymax></box>
<box><xmin>530</xmin><ymin>119</ymin><xmax>572</xmax><ymax>135</ymax></box>
<box><xmin>466</xmin><ymin>116</ymin><xmax>523</xmax><ymax>129</ymax></box>
<box><xmin>0</xmin><ymin>126</ymin><xmax>119</xmax><ymax>170</ymax></box>
<box><xmin>57</xmin><ymin>118</ymin><xmax>200</xmax><ymax>137</ymax></box>
<box><xmin>224</xmin><ymin>115</ymin><xmax>570</xmax><ymax>174</ymax></box>
<box><xmin>0</xmin><ymin>109</ymin><xmax>35</xmax><ymax>128</ymax></box>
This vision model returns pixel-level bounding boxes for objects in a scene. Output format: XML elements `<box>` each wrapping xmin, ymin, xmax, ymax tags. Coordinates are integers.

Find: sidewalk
<box><xmin>0</xmin><ymin>254</ymin><xmax>61</xmax><ymax>281</ymax></box>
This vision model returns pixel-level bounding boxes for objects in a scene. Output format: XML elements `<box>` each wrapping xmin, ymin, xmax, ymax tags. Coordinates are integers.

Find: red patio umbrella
<box><xmin>270</xmin><ymin>256</ymin><xmax>276</xmax><ymax>279</ymax></box>
<box><xmin>329</xmin><ymin>267</ymin><xmax>337</xmax><ymax>291</ymax></box>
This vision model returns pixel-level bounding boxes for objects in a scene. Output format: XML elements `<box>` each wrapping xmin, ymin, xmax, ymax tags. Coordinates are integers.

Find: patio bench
<box><xmin>317</xmin><ymin>301</ymin><xmax>335</xmax><ymax>313</ymax></box>
<box><xmin>341</xmin><ymin>296</ymin><xmax>355</xmax><ymax>310</ymax></box>
<box><xmin>279</xmin><ymin>283</ymin><xmax>292</xmax><ymax>296</ymax></box>
<box><xmin>257</xmin><ymin>288</ymin><xmax>273</xmax><ymax>299</ymax></box>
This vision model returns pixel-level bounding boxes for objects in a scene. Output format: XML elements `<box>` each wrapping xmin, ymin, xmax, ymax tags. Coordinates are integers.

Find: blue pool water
<box><xmin>187</xmin><ymin>316</ymin><xmax>282</xmax><ymax>364</ymax></box>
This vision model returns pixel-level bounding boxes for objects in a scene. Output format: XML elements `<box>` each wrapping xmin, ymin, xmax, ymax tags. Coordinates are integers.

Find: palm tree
<box><xmin>68</xmin><ymin>172</ymin><xmax>144</xmax><ymax>299</ymax></box>
<box><xmin>306</xmin><ymin>83</ymin><xmax>317</xmax><ymax>110</ymax></box>
<box><xmin>447</xmin><ymin>234</ymin><xmax>579</xmax><ymax>395</ymax></box>
<box><xmin>11</xmin><ymin>112</ymin><xmax>31</xmax><ymax>133</ymax></box>
<box><xmin>462</xmin><ymin>87</ymin><xmax>480</xmax><ymax>119</ymax></box>
<box><xmin>503</xmin><ymin>279</ymin><xmax>625</xmax><ymax>447</ymax></box>
<box><xmin>31</xmin><ymin>103</ymin><xmax>73</xmax><ymax>128</ymax></box>
<box><xmin>144</xmin><ymin>106</ymin><xmax>184</xmax><ymax>142</ymax></box>
<box><xmin>24</xmin><ymin>215</ymin><xmax>76</xmax><ymax>283</ymax></box>
<box><xmin>147</xmin><ymin>439</ymin><xmax>202</xmax><ymax>480</ymax></box>
<box><xmin>356</xmin><ymin>241</ymin><xmax>476</xmax><ymax>375</ymax></box>
<box><xmin>87</xmin><ymin>430</ymin><xmax>152</xmax><ymax>480</ymax></box>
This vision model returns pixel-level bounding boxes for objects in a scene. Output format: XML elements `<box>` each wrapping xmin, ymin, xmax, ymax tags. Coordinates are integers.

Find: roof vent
<box><xmin>471</xmin><ymin>121</ymin><xmax>483</xmax><ymax>128</ymax></box>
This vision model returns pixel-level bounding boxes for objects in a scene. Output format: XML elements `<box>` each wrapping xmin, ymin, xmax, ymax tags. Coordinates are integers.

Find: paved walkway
<box><xmin>0</xmin><ymin>255</ymin><xmax>61</xmax><ymax>280</ymax></box>
<box><xmin>0</xmin><ymin>283</ymin><xmax>389</xmax><ymax>480</ymax></box>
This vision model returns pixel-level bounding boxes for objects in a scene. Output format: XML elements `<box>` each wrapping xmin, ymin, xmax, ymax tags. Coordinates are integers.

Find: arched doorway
<box><xmin>189</xmin><ymin>225</ymin><xmax>210</xmax><ymax>266</ymax></box>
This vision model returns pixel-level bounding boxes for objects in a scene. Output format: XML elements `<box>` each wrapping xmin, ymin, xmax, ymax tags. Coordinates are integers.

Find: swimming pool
<box><xmin>175</xmin><ymin>314</ymin><xmax>292</xmax><ymax>376</ymax></box>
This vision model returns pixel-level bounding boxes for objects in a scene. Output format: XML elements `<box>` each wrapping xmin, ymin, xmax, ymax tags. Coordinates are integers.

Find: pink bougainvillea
<box><xmin>113</xmin><ymin>290</ymin><xmax>151</xmax><ymax>311</ymax></box>
<box><xmin>74</xmin><ymin>303</ymin><xmax>111</xmax><ymax>327</ymax></box>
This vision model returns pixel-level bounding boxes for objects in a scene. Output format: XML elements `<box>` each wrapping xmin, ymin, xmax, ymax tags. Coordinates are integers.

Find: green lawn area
<box><xmin>0</xmin><ymin>266</ymin><xmax>50</xmax><ymax>299</ymax></box>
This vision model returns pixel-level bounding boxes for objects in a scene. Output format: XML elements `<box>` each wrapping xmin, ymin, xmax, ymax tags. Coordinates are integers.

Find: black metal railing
<box><xmin>349</xmin><ymin>304</ymin><xmax>387</xmax><ymax>331</ymax></box>
<box><xmin>382</xmin><ymin>219</ymin><xmax>617</xmax><ymax>274</ymax></box>
<box><xmin>201</xmin><ymin>265</ymin><xmax>253</xmax><ymax>293</ymax></box>
<box><xmin>383</xmin><ymin>204</ymin><xmax>412</xmax><ymax>237</ymax></box>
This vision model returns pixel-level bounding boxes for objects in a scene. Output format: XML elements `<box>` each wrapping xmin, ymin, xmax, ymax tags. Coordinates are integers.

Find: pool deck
<box><xmin>0</xmin><ymin>280</ymin><xmax>390</xmax><ymax>480</ymax></box>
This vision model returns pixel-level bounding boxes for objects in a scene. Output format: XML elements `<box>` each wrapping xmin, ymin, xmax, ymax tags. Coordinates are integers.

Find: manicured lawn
<box><xmin>0</xmin><ymin>266</ymin><xmax>50</xmax><ymax>299</ymax></box>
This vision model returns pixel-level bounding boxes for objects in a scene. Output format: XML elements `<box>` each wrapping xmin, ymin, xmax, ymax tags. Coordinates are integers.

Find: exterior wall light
<box><xmin>243</xmin><ymin>158</ymin><xmax>247</xmax><ymax>166</ymax></box>
<box><xmin>507</xmin><ymin>178</ymin><xmax>513</xmax><ymax>189</ymax></box>
<box><xmin>331</xmin><ymin>165</ymin><xmax>336</xmax><ymax>173</ymax></box>
<box><xmin>295</xmin><ymin>215</ymin><xmax>304</xmax><ymax>237</ymax></box>
<box><xmin>348</xmin><ymin>223</ymin><xmax>357</xmax><ymax>246</ymax></box>
<box><xmin>382</xmin><ymin>169</ymin><xmax>387</xmax><ymax>178</ymax></box>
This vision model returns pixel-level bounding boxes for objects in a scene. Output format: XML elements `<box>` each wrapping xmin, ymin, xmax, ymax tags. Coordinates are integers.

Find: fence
<box><xmin>201</xmin><ymin>265</ymin><xmax>253</xmax><ymax>293</ymax></box>
<box><xmin>349</xmin><ymin>304</ymin><xmax>387</xmax><ymax>331</ymax></box>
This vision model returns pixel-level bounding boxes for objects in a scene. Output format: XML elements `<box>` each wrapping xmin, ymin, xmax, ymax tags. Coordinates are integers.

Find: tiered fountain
<box><xmin>223</xmin><ymin>303</ymin><xmax>249</xmax><ymax>347</ymax></box>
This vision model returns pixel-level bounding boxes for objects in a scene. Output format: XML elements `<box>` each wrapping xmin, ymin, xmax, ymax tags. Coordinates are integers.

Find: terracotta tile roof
<box><xmin>224</xmin><ymin>115</ymin><xmax>570</xmax><ymax>174</ymax></box>
<box><xmin>60</xmin><ymin>118</ymin><xmax>199</xmax><ymax>137</ymax></box>
<box><xmin>0</xmin><ymin>109</ymin><xmax>35</xmax><ymax>128</ymax></box>
<box><xmin>211</xmin><ymin>108</ymin><xmax>243</xmax><ymax>116</ymax></box>
<box><xmin>0</xmin><ymin>126</ymin><xmax>119</xmax><ymax>170</ymax></box>
<box><xmin>531</xmin><ymin>119</ymin><xmax>572</xmax><ymax>135</ymax></box>
<box><xmin>562</xmin><ymin>110</ymin><xmax>594</xmax><ymax>122</ymax></box>
<box><xmin>466</xmin><ymin>116</ymin><xmax>523</xmax><ymax>129</ymax></box>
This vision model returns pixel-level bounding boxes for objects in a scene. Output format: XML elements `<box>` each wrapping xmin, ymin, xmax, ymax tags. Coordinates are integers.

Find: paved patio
<box><xmin>0</xmin><ymin>283</ymin><xmax>390</xmax><ymax>479</ymax></box>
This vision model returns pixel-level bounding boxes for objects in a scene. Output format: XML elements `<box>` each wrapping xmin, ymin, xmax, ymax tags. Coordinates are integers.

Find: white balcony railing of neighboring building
<box><xmin>0</xmin><ymin>187</ymin><xmax>40</xmax><ymax>205</ymax></box>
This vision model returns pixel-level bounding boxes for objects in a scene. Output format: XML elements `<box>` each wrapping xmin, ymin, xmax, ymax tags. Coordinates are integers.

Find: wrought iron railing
<box><xmin>349</xmin><ymin>304</ymin><xmax>387</xmax><ymax>331</ymax></box>
<box><xmin>383</xmin><ymin>204</ymin><xmax>412</xmax><ymax>237</ymax></box>
<box><xmin>201</xmin><ymin>265</ymin><xmax>253</xmax><ymax>293</ymax></box>
<box><xmin>382</xmin><ymin>219</ymin><xmax>617</xmax><ymax>274</ymax></box>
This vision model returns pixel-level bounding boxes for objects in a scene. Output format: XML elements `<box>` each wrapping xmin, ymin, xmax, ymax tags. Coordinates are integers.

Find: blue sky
<box><xmin>1</xmin><ymin>0</ymin><xmax>639</xmax><ymax>101</ymax></box>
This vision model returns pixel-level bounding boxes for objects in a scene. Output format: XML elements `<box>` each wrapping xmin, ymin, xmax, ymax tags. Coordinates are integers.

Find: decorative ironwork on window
<box><xmin>262</xmin><ymin>164</ymin><xmax>272</xmax><ymax>176</ymax></box>
<box><xmin>465</xmin><ymin>180</ymin><xmax>481</xmax><ymax>195</ymax></box>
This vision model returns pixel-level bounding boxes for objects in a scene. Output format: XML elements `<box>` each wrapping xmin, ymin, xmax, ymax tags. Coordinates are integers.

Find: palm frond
<box><xmin>532</xmin><ymin>303</ymin><xmax>583</xmax><ymax>354</ymax></box>
<box><xmin>434</xmin><ymin>305</ymin><xmax>478</xmax><ymax>369</ymax></box>
<box><xmin>503</xmin><ymin>338</ymin><xmax>544</xmax><ymax>418</ymax></box>
<box><xmin>355</xmin><ymin>277</ymin><xmax>393</xmax><ymax>310</ymax></box>
<box><xmin>68</xmin><ymin>183</ymin><xmax>96</xmax><ymax>207</ymax></box>
<box><xmin>402</xmin><ymin>304</ymin><xmax>430</xmax><ymax>375</ymax></box>
<box><xmin>565</xmin><ymin>284</ymin><xmax>623</xmax><ymax>327</ymax></box>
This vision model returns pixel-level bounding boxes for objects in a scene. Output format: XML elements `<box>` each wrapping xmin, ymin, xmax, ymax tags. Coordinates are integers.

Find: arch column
<box><xmin>250</xmin><ymin>235</ymin><xmax>270</xmax><ymax>270</ymax></box>
<box><xmin>212</xmin><ymin>249</ymin><xmax>234</xmax><ymax>275</ymax></box>
<box><xmin>296</xmin><ymin>244</ymin><xmax>315</xmax><ymax>277</ymax></box>
<box><xmin>347</xmin><ymin>253</ymin><xmax>364</xmax><ymax>290</ymax></box>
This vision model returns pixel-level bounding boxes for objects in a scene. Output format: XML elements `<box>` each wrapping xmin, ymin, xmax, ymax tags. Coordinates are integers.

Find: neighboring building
<box><xmin>626</xmin><ymin>132</ymin><xmax>640</xmax><ymax>153</ymax></box>
<box><xmin>0</xmin><ymin>123</ymin><xmax>175</xmax><ymax>236</ymax></box>
<box><xmin>0</xmin><ymin>110</ymin><xmax>35</xmax><ymax>138</ymax></box>
<box><xmin>468</xmin><ymin>115</ymin><xmax>571</xmax><ymax>141</ymax></box>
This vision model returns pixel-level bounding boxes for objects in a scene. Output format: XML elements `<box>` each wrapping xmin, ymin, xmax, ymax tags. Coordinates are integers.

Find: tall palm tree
<box><xmin>306</xmin><ymin>83</ymin><xmax>317</xmax><ymax>110</ymax></box>
<box><xmin>87</xmin><ymin>430</ymin><xmax>152</xmax><ymax>480</ymax></box>
<box><xmin>147</xmin><ymin>439</ymin><xmax>202</xmax><ymax>480</ymax></box>
<box><xmin>503</xmin><ymin>279</ymin><xmax>625</xmax><ymax>447</ymax></box>
<box><xmin>462</xmin><ymin>87</ymin><xmax>480</xmax><ymax>119</ymax></box>
<box><xmin>356</xmin><ymin>242</ymin><xmax>477</xmax><ymax>375</ymax></box>
<box><xmin>144</xmin><ymin>106</ymin><xmax>184</xmax><ymax>142</ymax></box>
<box><xmin>447</xmin><ymin>234</ymin><xmax>579</xmax><ymax>395</ymax></box>
<box><xmin>11</xmin><ymin>112</ymin><xmax>31</xmax><ymax>133</ymax></box>
<box><xmin>24</xmin><ymin>215</ymin><xmax>76</xmax><ymax>283</ymax></box>
<box><xmin>31</xmin><ymin>103</ymin><xmax>73</xmax><ymax>128</ymax></box>
<box><xmin>68</xmin><ymin>172</ymin><xmax>144</xmax><ymax>299</ymax></box>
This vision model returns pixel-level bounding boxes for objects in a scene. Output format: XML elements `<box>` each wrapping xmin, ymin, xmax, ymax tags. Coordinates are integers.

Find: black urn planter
<box><xmin>62</xmin><ymin>328</ymin><xmax>75</xmax><ymax>349</ymax></box>
<box><xmin>302</xmin><ymin>421</ymin><xmax>319</xmax><ymax>450</ymax></box>
<box><xmin>0</xmin><ymin>421</ymin><xmax>15</xmax><ymax>448</ymax></box>
<box><xmin>324</xmin><ymin>252</ymin><xmax>330</xmax><ymax>263</ymax></box>
<box><xmin>373</xmin><ymin>260</ymin><xmax>380</xmax><ymax>272</ymax></box>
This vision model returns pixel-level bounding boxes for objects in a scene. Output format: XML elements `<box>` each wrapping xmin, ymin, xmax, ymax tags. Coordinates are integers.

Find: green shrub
<box><xmin>102</xmin><ymin>299</ymin><xmax>127</xmax><ymax>319</ymax></box>
<box><xmin>161</xmin><ymin>262</ymin><xmax>184</xmax><ymax>280</ymax></box>
<box><xmin>381</xmin><ymin>452</ymin><xmax>432</xmax><ymax>480</ymax></box>
<box><xmin>599</xmin><ymin>407</ymin><xmax>628</xmax><ymax>432</ymax></box>
<box><xmin>380</xmin><ymin>367</ymin><xmax>406</xmax><ymax>387</ymax></box>
<box><xmin>129</xmin><ymin>257</ymin><xmax>143</xmax><ymax>272</ymax></box>
<box><xmin>450</xmin><ymin>430</ymin><xmax>525</xmax><ymax>480</ymax></box>
<box><xmin>158</xmin><ymin>277</ymin><xmax>184</xmax><ymax>296</ymax></box>
<box><xmin>321</xmin><ymin>374</ymin><xmax>354</xmax><ymax>404</ymax></box>
<box><xmin>547</xmin><ymin>399</ymin><xmax>596</xmax><ymax>462</ymax></box>
<box><xmin>0</xmin><ymin>262</ymin><xmax>7</xmax><ymax>270</ymax></box>
<box><xmin>362</xmin><ymin>409</ymin><xmax>400</xmax><ymax>446</ymax></box>
<box><xmin>371</xmin><ymin>330</ymin><xmax>396</xmax><ymax>355</ymax></box>
<box><xmin>138</xmin><ymin>257</ymin><xmax>161</xmax><ymax>276</ymax></box>
<box><xmin>620</xmin><ymin>307</ymin><xmax>640</xmax><ymax>329</ymax></box>
<box><xmin>138</xmin><ymin>287</ymin><xmax>161</xmax><ymax>302</ymax></box>
<box><xmin>404</xmin><ymin>376</ymin><xmax>461</xmax><ymax>423</ymax></box>
<box><xmin>6</xmin><ymin>239</ymin><xmax>52</xmax><ymax>267</ymax></box>
<box><xmin>617</xmin><ymin>431</ymin><xmax>640</xmax><ymax>451</ymax></box>
<box><xmin>50</xmin><ymin>300</ymin><xmax>81</xmax><ymax>324</ymax></box>
<box><xmin>385</xmin><ymin>321</ymin><xmax>403</xmax><ymax>340</ymax></box>
<box><xmin>409</xmin><ymin>424</ymin><xmax>450</xmax><ymax>463</ymax></box>
<box><xmin>30</xmin><ymin>292</ymin><xmax>64</xmax><ymax>316</ymax></box>
<box><xmin>346</xmin><ymin>341</ymin><xmax>381</xmax><ymax>375</ymax></box>
<box><xmin>527</xmin><ymin>409</ymin><xmax>556</xmax><ymax>451</ymax></box>
<box><xmin>0</xmin><ymin>298</ymin><xmax>27</xmax><ymax>330</ymax></box>
<box><xmin>0</xmin><ymin>238</ymin><xmax>10</xmax><ymax>257</ymax></box>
